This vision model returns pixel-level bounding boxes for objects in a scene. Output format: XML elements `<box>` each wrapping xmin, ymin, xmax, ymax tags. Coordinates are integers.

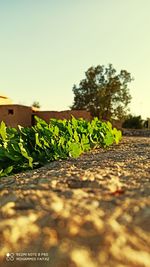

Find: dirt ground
<box><xmin>0</xmin><ymin>137</ymin><xmax>150</xmax><ymax>267</ymax></box>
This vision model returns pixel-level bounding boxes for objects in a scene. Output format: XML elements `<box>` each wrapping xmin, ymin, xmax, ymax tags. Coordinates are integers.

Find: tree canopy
<box><xmin>71</xmin><ymin>64</ymin><xmax>133</xmax><ymax>120</ymax></box>
<box><xmin>122</xmin><ymin>114</ymin><xmax>143</xmax><ymax>129</ymax></box>
<box><xmin>32</xmin><ymin>101</ymin><xmax>41</xmax><ymax>108</ymax></box>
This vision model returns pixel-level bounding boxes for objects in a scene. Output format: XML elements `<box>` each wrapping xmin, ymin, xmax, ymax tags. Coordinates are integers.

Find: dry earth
<box><xmin>0</xmin><ymin>137</ymin><xmax>150</xmax><ymax>267</ymax></box>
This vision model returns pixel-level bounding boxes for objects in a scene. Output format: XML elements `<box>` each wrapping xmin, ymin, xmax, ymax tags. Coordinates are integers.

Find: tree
<box><xmin>122</xmin><ymin>115</ymin><xmax>143</xmax><ymax>129</ymax></box>
<box><xmin>32</xmin><ymin>101</ymin><xmax>41</xmax><ymax>109</ymax></box>
<box><xmin>71</xmin><ymin>64</ymin><xmax>133</xmax><ymax>120</ymax></box>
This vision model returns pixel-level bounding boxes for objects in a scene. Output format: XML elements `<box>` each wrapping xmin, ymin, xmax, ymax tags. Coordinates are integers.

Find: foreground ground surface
<box><xmin>0</xmin><ymin>137</ymin><xmax>150</xmax><ymax>267</ymax></box>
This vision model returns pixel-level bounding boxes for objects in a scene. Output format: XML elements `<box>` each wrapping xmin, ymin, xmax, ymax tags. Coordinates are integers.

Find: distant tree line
<box><xmin>122</xmin><ymin>115</ymin><xmax>148</xmax><ymax>129</ymax></box>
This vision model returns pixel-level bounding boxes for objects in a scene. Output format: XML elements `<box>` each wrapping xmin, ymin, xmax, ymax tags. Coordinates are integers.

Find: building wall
<box><xmin>0</xmin><ymin>105</ymin><xmax>91</xmax><ymax>127</ymax></box>
<box><xmin>32</xmin><ymin>110</ymin><xmax>92</xmax><ymax>124</ymax></box>
<box><xmin>0</xmin><ymin>105</ymin><xmax>32</xmax><ymax>127</ymax></box>
<box><xmin>111</xmin><ymin>119</ymin><xmax>123</xmax><ymax>129</ymax></box>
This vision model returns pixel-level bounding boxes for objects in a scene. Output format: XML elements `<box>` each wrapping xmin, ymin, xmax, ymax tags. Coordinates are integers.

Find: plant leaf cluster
<box><xmin>0</xmin><ymin>116</ymin><xmax>122</xmax><ymax>177</ymax></box>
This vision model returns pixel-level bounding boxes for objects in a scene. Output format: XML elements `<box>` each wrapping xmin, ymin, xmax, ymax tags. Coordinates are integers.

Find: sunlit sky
<box><xmin>0</xmin><ymin>0</ymin><xmax>150</xmax><ymax>119</ymax></box>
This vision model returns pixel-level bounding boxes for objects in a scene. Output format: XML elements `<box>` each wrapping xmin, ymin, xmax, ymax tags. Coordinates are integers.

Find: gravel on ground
<box><xmin>0</xmin><ymin>137</ymin><xmax>150</xmax><ymax>267</ymax></box>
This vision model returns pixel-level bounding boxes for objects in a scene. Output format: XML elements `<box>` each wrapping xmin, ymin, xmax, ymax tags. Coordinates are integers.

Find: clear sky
<box><xmin>0</xmin><ymin>0</ymin><xmax>150</xmax><ymax>119</ymax></box>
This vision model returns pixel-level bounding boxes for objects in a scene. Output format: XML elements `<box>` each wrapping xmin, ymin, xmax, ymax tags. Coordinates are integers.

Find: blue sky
<box><xmin>0</xmin><ymin>0</ymin><xmax>150</xmax><ymax>119</ymax></box>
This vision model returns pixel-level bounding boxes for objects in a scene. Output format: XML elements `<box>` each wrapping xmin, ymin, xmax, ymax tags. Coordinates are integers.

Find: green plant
<box><xmin>32</xmin><ymin>101</ymin><xmax>41</xmax><ymax>108</ymax></box>
<box><xmin>71</xmin><ymin>64</ymin><xmax>133</xmax><ymax>120</ymax></box>
<box><xmin>122</xmin><ymin>115</ymin><xmax>143</xmax><ymax>129</ymax></box>
<box><xmin>0</xmin><ymin>116</ymin><xmax>122</xmax><ymax>177</ymax></box>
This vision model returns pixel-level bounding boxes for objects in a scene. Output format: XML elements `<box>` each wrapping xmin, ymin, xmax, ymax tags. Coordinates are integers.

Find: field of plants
<box><xmin>0</xmin><ymin>116</ymin><xmax>122</xmax><ymax>178</ymax></box>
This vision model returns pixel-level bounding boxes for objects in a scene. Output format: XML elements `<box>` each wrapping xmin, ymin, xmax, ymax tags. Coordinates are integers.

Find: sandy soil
<box><xmin>0</xmin><ymin>137</ymin><xmax>150</xmax><ymax>267</ymax></box>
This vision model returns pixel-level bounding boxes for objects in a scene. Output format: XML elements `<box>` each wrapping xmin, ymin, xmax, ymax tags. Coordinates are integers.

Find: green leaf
<box><xmin>59</xmin><ymin>136</ymin><xmax>65</xmax><ymax>147</ymax></box>
<box><xmin>4</xmin><ymin>151</ymin><xmax>21</xmax><ymax>161</ymax></box>
<box><xmin>74</xmin><ymin>131</ymin><xmax>79</xmax><ymax>142</ymax></box>
<box><xmin>0</xmin><ymin>166</ymin><xmax>13</xmax><ymax>177</ymax></box>
<box><xmin>107</xmin><ymin>121</ymin><xmax>112</xmax><ymax>130</ymax></box>
<box><xmin>113</xmin><ymin>128</ymin><xmax>122</xmax><ymax>144</ymax></box>
<box><xmin>54</xmin><ymin>126</ymin><xmax>59</xmax><ymax>136</ymax></box>
<box><xmin>0</xmin><ymin>121</ymin><xmax>7</xmax><ymax>141</ymax></box>
<box><xmin>35</xmin><ymin>133</ymin><xmax>42</xmax><ymax>148</ymax></box>
<box><xmin>71</xmin><ymin>116</ymin><xmax>78</xmax><ymax>128</ymax></box>
<box><xmin>67</xmin><ymin>124</ymin><xmax>73</xmax><ymax>136</ymax></box>
<box><xmin>69</xmin><ymin>143</ymin><xmax>82</xmax><ymax>158</ymax></box>
<box><xmin>18</xmin><ymin>142</ymin><xmax>33</xmax><ymax>168</ymax></box>
<box><xmin>81</xmin><ymin>134</ymin><xmax>90</xmax><ymax>151</ymax></box>
<box><xmin>104</xmin><ymin>132</ymin><xmax>114</xmax><ymax>146</ymax></box>
<box><xmin>34</xmin><ymin>116</ymin><xmax>48</xmax><ymax>126</ymax></box>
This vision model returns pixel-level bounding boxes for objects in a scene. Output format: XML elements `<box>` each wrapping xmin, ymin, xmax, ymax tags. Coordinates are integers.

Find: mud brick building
<box><xmin>32</xmin><ymin>109</ymin><xmax>92</xmax><ymax>124</ymax></box>
<box><xmin>0</xmin><ymin>103</ymin><xmax>91</xmax><ymax>128</ymax></box>
<box><xmin>0</xmin><ymin>104</ymin><xmax>32</xmax><ymax>127</ymax></box>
